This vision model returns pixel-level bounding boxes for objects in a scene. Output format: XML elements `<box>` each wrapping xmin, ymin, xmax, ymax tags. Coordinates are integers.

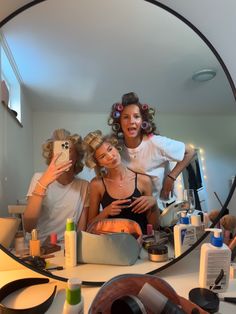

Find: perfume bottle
<box><xmin>29</xmin><ymin>229</ymin><xmax>41</xmax><ymax>256</ymax></box>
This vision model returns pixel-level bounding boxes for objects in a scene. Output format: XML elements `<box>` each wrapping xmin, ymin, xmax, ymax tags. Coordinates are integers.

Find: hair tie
<box><xmin>113</xmin><ymin>111</ymin><xmax>121</xmax><ymax>119</ymax></box>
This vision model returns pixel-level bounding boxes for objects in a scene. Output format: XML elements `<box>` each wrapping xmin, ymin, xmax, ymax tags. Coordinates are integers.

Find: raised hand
<box><xmin>160</xmin><ymin>175</ymin><xmax>174</xmax><ymax>200</ymax></box>
<box><xmin>38</xmin><ymin>153</ymin><xmax>72</xmax><ymax>187</ymax></box>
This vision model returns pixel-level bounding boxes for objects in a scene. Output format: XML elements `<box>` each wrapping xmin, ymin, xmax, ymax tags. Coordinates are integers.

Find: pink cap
<box><xmin>147</xmin><ymin>224</ymin><xmax>153</xmax><ymax>236</ymax></box>
<box><xmin>50</xmin><ymin>232</ymin><xmax>57</xmax><ymax>245</ymax></box>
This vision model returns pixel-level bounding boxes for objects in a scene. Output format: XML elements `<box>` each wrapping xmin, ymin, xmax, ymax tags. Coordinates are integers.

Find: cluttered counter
<box><xmin>1</xmin><ymin>245</ymin><xmax>236</xmax><ymax>313</ymax></box>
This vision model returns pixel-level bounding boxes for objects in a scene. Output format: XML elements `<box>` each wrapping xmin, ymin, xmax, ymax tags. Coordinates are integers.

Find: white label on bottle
<box><xmin>181</xmin><ymin>227</ymin><xmax>196</xmax><ymax>247</ymax></box>
<box><xmin>206</xmin><ymin>251</ymin><xmax>230</xmax><ymax>290</ymax></box>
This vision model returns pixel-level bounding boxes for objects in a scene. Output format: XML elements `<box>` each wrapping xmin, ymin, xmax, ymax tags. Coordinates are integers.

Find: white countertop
<box><xmin>1</xmin><ymin>247</ymin><xmax>236</xmax><ymax>313</ymax></box>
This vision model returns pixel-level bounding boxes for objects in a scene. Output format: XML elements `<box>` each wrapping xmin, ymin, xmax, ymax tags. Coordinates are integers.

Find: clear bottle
<box><xmin>62</xmin><ymin>278</ymin><xmax>84</xmax><ymax>314</ymax></box>
<box><xmin>173</xmin><ymin>211</ymin><xmax>197</xmax><ymax>257</ymax></box>
<box><xmin>191</xmin><ymin>214</ymin><xmax>205</xmax><ymax>240</ymax></box>
<box><xmin>64</xmin><ymin>218</ymin><xmax>77</xmax><ymax>267</ymax></box>
<box><xmin>199</xmin><ymin>228</ymin><xmax>231</xmax><ymax>292</ymax></box>
<box><xmin>14</xmin><ymin>231</ymin><xmax>25</xmax><ymax>257</ymax></box>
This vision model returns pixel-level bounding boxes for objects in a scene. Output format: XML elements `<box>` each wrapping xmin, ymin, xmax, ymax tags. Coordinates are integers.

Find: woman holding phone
<box><xmin>24</xmin><ymin>129</ymin><xmax>89</xmax><ymax>243</ymax></box>
<box><xmin>83</xmin><ymin>130</ymin><xmax>159</xmax><ymax>233</ymax></box>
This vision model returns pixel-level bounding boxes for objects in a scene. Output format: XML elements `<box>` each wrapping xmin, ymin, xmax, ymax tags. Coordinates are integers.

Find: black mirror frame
<box><xmin>1</xmin><ymin>0</ymin><xmax>236</xmax><ymax>286</ymax></box>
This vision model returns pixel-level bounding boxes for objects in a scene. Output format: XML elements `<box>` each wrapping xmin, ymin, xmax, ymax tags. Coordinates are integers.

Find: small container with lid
<box><xmin>63</xmin><ymin>278</ymin><xmax>84</xmax><ymax>314</ymax></box>
<box><xmin>14</xmin><ymin>231</ymin><xmax>25</xmax><ymax>257</ymax></box>
<box><xmin>148</xmin><ymin>244</ymin><xmax>168</xmax><ymax>262</ymax></box>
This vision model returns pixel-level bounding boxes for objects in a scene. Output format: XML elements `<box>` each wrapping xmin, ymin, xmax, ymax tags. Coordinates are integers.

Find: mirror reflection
<box><xmin>0</xmin><ymin>0</ymin><xmax>236</xmax><ymax>281</ymax></box>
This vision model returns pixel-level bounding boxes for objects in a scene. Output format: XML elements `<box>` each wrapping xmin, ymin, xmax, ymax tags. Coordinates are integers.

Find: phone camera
<box><xmin>61</xmin><ymin>141</ymin><xmax>69</xmax><ymax>149</ymax></box>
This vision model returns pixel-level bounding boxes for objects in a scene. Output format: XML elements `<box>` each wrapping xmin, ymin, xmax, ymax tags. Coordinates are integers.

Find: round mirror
<box><xmin>1</xmin><ymin>0</ymin><xmax>236</xmax><ymax>285</ymax></box>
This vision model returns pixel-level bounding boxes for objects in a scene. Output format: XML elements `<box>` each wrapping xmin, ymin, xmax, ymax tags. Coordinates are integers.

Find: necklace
<box><xmin>105</xmin><ymin>168</ymin><xmax>128</xmax><ymax>187</ymax></box>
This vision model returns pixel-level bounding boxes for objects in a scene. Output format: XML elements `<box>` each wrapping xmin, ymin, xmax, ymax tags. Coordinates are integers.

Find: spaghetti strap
<box><xmin>101</xmin><ymin>177</ymin><xmax>108</xmax><ymax>192</ymax></box>
<box><xmin>135</xmin><ymin>172</ymin><xmax>138</xmax><ymax>188</ymax></box>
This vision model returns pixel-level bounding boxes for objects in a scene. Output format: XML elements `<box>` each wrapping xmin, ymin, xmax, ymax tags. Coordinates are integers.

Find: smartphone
<box><xmin>53</xmin><ymin>140</ymin><xmax>70</xmax><ymax>165</ymax></box>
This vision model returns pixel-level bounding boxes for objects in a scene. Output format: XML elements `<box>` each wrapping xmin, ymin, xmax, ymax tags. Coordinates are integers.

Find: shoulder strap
<box><xmin>101</xmin><ymin>177</ymin><xmax>107</xmax><ymax>192</ymax></box>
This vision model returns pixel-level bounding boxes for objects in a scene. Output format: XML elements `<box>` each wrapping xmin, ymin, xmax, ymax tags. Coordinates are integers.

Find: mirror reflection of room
<box><xmin>1</xmin><ymin>0</ymin><xmax>236</xmax><ymax>283</ymax></box>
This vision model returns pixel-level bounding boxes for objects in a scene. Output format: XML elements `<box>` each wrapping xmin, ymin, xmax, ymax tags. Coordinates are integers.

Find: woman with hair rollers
<box><xmin>108</xmin><ymin>92</ymin><xmax>194</xmax><ymax>211</ymax></box>
<box><xmin>24</xmin><ymin>129</ymin><xmax>89</xmax><ymax>243</ymax></box>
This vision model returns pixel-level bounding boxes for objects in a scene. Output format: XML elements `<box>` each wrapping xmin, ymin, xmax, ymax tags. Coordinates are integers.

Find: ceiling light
<box><xmin>192</xmin><ymin>69</ymin><xmax>216</xmax><ymax>82</ymax></box>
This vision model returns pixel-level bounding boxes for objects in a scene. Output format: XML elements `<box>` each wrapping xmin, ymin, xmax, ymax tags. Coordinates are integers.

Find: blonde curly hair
<box><xmin>42</xmin><ymin>129</ymin><xmax>84</xmax><ymax>174</ymax></box>
<box><xmin>83</xmin><ymin>130</ymin><xmax>119</xmax><ymax>177</ymax></box>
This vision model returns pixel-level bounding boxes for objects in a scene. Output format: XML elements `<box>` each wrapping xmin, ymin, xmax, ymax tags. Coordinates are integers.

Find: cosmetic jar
<box><xmin>148</xmin><ymin>244</ymin><xmax>168</xmax><ymax>262</ymax></box>
<box><xmin>111</xmin><ymin>295</ymin><xmax>147</xmax><ymax>314</ymax></box>
<box><xmin>142</xmin><ymin>236</ymin><xmax>155</xmax><ymax>250</ymax></box>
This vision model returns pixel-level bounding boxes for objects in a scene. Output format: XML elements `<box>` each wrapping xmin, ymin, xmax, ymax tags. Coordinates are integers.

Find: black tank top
<box><xmin>101</xmin><ymin>172</ymin><xmax>148</xmax><ymax>233</ymax></box>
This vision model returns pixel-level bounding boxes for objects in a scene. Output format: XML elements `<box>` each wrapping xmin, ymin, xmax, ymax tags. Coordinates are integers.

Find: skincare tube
<box><xmin>138</xmin><ymin>283</ymin><xmax>186</xmax><ymax>314</ymax></box>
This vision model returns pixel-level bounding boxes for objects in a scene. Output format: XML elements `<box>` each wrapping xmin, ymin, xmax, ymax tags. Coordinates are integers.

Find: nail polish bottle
<box><xmin>29</xmin><ymin>229</ymin><xmax>41</xmax><ymax>256</ymax></box>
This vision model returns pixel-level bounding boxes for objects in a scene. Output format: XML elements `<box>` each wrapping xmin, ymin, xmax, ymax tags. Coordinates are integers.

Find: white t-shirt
<box><xmin>27</xmin><ymin>173</ymin><xmax>89</xmax><ymax>242</ymax></box>
<box><xmin>120</xmin><ymin>135</ymin><xmax>185</xmax><ymax>207</ymax></box>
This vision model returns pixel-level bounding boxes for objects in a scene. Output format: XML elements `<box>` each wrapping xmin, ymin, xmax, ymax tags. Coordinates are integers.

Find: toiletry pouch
<box><xmin>77</xmin><ymin>230</ymin><xmax>141</xmax><ymax>266</ymax></box>
<box><xmin>86</xmin><ymin>218</ymin><xmax>143</xmax><ymax>244</ymax></box>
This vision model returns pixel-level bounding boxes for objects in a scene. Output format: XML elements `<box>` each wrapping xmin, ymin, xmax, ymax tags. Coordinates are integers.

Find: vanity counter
<box><xmin>1</xmin><ymin>248</ymin><xmax>236</xmax><ymax>313</ymax></box>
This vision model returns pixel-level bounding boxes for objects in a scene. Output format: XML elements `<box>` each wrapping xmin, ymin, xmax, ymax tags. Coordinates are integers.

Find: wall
<box><xmin>0</xmin><ymin>86</ymin><xmax>34</xmax><ymax>217</ymax></box>
<box><xmin>32</xmin><ymin>111</ymin><xmax>236</xmax><ymax>211</ymax></box>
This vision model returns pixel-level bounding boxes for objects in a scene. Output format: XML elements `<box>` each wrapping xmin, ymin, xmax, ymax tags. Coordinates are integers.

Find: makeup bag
<box><xmin>77</xmin><ymin>218</ymin><xmax>142</xmax><ymax>266</ymax></box>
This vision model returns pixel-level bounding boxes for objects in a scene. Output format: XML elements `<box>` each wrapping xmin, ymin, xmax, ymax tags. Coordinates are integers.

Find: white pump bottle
<box><xmin>199</xmin><ymin>228</ymin><xmax>231</xmax><ymax>292</ymax></box>
<box><xmin>173</xmin><ymin>211</ymin><xmax>197</xmax><ymax>257</ymax></box>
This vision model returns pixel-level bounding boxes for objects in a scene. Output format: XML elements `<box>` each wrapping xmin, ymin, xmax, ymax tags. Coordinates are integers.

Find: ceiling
<box><xmin>0</xmin><ymin>0</ymin><xmax>235</xmax><ymax>114</ymax></box>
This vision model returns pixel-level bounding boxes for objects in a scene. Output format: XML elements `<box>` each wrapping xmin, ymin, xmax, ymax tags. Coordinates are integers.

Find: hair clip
<box><xmin>141</xmin><ymin>104</ymin><xmax>149</xmax><ymax>110</ymax></box>
<box><xmin>113</xmin><ymin>111</ymin><xmax>121</xmax><ymax>119</ymax></box>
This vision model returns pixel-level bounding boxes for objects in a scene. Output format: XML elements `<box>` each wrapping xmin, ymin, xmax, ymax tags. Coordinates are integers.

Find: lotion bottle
<box><xmin>64</xmin><ymin>218</ymin><xmax>77</xmax><ymax>267</ymax></box>
<box><xmin>62</xmin><ymin>278</ymin><xmax>84</xmax><ymax>314</ymax></box>
<box><xmin>199</xmin><ymin>228</ymin><xmax>231</xmax><ymax>292</ymax></box>
<box><xmin>29</xmin><ymin>229</ymin><xmax>41</xmax><ymax>256</ymax></box>
<box><xmin>174</xmin><ymin>211</ymin><xmax>197</xmax><ymax>257</ymax></box>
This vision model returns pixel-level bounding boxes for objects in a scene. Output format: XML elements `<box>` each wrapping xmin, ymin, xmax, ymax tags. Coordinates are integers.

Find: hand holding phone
<box><xmin>53</xmin><ymin>140</ymin><xmax>70</xmax><ymax>165</ymax></box>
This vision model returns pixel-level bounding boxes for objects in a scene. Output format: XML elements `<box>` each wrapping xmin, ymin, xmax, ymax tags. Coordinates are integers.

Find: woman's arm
<box><xmin>136</xmin><ymin>174</ymin><xmax>160</xmax><ymax>229</ymax></box>
<box><xmin>77</xmin><ymin>205</ymin><xmax>89</xmax><ymax>231</ymax></box>
<box><xmin>24</xmin><ymin>155</ymin><xmax>72</xmax><ymax>232</ymax></box>
<box><xmin>160</xmin><ymin>144</ymin><xmax>195</xmax><ymax>200</ymax></box>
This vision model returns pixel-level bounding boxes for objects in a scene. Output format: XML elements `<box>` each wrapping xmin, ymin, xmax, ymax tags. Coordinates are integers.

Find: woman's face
<box><xmin>120</xmin><ymin>104</ymin><xmax>142</xmax><ymax>139</ymax></box>
<box><xmin>94</xmin><ymin>142</ymin><xmax>121</xmax><ymax>168</ymax></box>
